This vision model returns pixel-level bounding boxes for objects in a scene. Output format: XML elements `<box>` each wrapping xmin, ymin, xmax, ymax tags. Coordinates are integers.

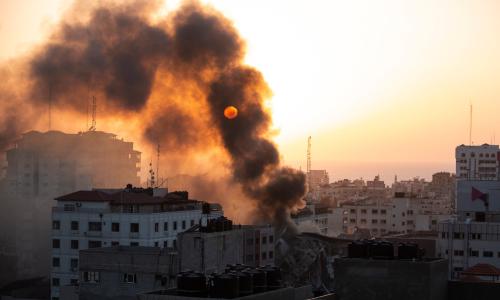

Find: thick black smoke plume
<box><xmin>0</xmin><ymin>0</ymin><xmax>306</xmax><ymax>232</ymax></box>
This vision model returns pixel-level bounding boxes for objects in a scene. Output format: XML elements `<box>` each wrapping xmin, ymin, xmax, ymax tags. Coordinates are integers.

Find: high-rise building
<box><xmin>455</xmin><ymin>144</ymin><xmax>499</xmax><ymax>180</ymax></box>
<box><xmin>0</xmin><ymin>130</ymin><xmax>141</xmax><ymax>282</ymax></box>
<box><xmin>50</xmin><ymin>187</ymin><xmax>223</xmax><ymax>299</ymax></box>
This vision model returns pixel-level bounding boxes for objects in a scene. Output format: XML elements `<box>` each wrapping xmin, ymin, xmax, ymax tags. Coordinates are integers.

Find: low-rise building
<box><xmin>77</xmin><ymin>246</ymin><xmax>178</xmax><ymax>300</ymax></box>
<box><xmin>178</xmin><ymin>218</ymin><xmax>275</xmax><ymax>273</ymax></box>
<box><xmin>291</xmin><ymin>203</ymin><xmax>329</xmax><ymax>235</ymax></box>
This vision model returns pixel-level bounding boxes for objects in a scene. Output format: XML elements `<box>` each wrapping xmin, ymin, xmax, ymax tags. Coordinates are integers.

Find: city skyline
<box><xmin>1</xmin><ymin>0</ymin><xmax>500</xmax><ymax>181</ymax></box>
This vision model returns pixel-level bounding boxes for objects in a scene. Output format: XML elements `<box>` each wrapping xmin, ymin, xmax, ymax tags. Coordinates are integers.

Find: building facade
<box><xmin>455</xmin><ymin>144</ymin><xmax>499</xmax><ymax>180</ymax></box>
<box><xmin>1</xmin><ymin>130</ymin><xmax>141</xmax><ymax>281</ymax></box>
<box><xmin>50</xmin><ymin>187</ymin><xmax>222</xmax><ymax>299</ymax></box>
<box><xmin>178</xmin><ymin>219</ymin><xmax>275</xmax><ymax>273</ymax></box>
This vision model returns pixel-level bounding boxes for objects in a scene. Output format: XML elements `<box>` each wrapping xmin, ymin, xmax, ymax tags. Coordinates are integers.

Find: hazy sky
<box><xmin>2</xmin><ymin>0</ymin><xmax>500</xmax><ymax>182</ymax></box>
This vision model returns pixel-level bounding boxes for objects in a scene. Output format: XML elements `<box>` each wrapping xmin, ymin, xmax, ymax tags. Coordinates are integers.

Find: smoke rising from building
<box><xmin>0</xmin><ymin>0</ymin><xmax>306</xmax><ymax>232</ymax></box>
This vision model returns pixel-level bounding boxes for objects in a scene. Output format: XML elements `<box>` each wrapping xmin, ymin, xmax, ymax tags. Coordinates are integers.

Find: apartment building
<box><xmin>455</xmin><ymin>144</ymin><xmax>499</xmax><ymax>180</ymax></box>
<box><xmin>50</xmin><ymin>187</ymin><xmax>222</xmax><ymax>299</ymax></box>
<box><xmin>332</xmin><ymin>193</ymin><xmax>451</xmax><ymax>237</ymax></box>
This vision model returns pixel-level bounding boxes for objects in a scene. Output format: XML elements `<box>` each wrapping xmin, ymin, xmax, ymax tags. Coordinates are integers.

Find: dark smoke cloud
<box><xmin>0</xmin><ymin>0</ymin><xmax>306</xmax><ymax>232</ymax></box>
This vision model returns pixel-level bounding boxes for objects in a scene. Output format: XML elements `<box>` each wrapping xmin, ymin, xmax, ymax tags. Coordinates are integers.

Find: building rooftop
<box><xmin>80</xmin><ymin>246</ymin><xmax>172</xmax><ymax>255</ymax></box>
<box><xmin>55</xmin><ymin>188</ymin><xmax>200</xmax><ymax>206</ymax></box>
<box><xmin>462</xmin><ymin>264</ymin><xmax>500</xmax><ymax>277</ymax></box>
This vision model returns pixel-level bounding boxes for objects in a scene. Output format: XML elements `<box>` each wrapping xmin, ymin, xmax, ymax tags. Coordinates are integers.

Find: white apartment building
<box><xmin>291</xmin><ymin>203</ymin><xmax>329</xmax><ymax>235</ymax></box>
<box><xmin>332</xmin><ymin>194</ymin><xmax>451</xmax><ymax>237</ymax></box>
<box><xmin>455</xmin><ymin>144</ymin><xmax>499</xmax><ymax>180</ymax></box>
<box><xmin>50</xmin><ymin>187</ymin><xmax>222</xmax><ymax>300</ymax></box>
<box><xmin>308</xmin><ymin>170</ymin><xmax>329</xmax><ymax>191</ymax></box>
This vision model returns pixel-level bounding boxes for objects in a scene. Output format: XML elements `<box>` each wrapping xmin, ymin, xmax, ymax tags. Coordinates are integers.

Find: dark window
<box><xmin>269</xmin><ymin>251</ymin><xmax>274</xmax><ymax>259</ymax></box>
<box><xmin>130</xmin><ymin>242</ymin><xmax>139</xmax><ymax>247</ymax></box>
<box><xmin>470</xmin><ymin>250</ymin><xmax>479</xmax><ymax>257</ymax></box>
<box><xmin>123</xmin><ymin>273</ymin><xmax>137</xmax><ymax>284</ymax></box>
<box><xmin>483</xmin><ymin>251</ymin><xmax>494</xmax><ymax>257</ymax></box>
<box><xmin>88</xmin><ymin>222</ymin><xmax>102</xmax><ymax>232</ymax></box>
<box><xmin>70</xmin><ymin>258</ymin><xmax>78</xmax><ymax>269</ymax></box>
<box><xmin>269</xmin><ymin>235</ymin><xmax>274</xmax><ymax>243</ymax></box>
<box><xmin>70</xmin><ymin>279</ymin><xmax>78</xmax><ymax>285</ymax></box>
<box><xmin>164</xmin><ymin>222</ymin><xmax>168</xmax><ymax>231</ymax></box>
<box><xmin>191</xmin><ymin>220</ymin><xmax>195</xmax><ymax>227</ymax></box>
<box><xmin>52</xmin><ymin>277</ymin><xmax>59</xmax><ymax>287</ymax></box>
<box><xmin>52</xmin><ymin>220</ymin><xmax>60</xmax><ymax>230</ymax></box>
<box><xmin>262</xmin><ymin>236</ymin><xmax>267</xmax><ymax>244</ymax></box>
<box><xmin>52</xmin><ymin>239</ymin><xmax>60</xmax><ymax>249</ymax></box>
<box><xmin>163</xmin><ymin>241</ymin><xmax>168</xmax><ymax>247</ymax></box>
<box><xmin>83</xmin><ymin>271</ymin><xmax>100</xmax><ymax>283</ymax></box>
<box><xmin>155</xmin><ymin>223</ymin><xmax>159</xmax><ymax>232</ymax></box>
<box><xmin>262</xmin><ymin>252</ymin><xmax>267</xmax><ymax>259</ymax></box>
<box><xmin>154</xmin><ymin>241</ymin><xmax>159</xmax><ymax>247</ymax></box>
<box><xmin>182</xmin><ymin>220</ymin><xmax>186</xmax><ymax>230</ymax></box>
<box><xmin>173</xmin><ymin>239</ymin><xmax>177</xmax><ymax>249</ymax></box>
<box><xmin>372</xmin><ymin>209</ymin><xmax>378</xmax><ymax>214</ymax></box>
<box><xmin>71</xmin><ymin>221</ymin><xmax>79</xmax><ymax>231</ymax></box>
<box><xmin>381</xmin><ymin>209</ymin><xmax>387</xmax><ymax>214</ymax></box>
<box><xmin>111</xmin><ymin>241</ymin><xmax>119</xmax><ymax>246</ymax></box>
<box><xmin>453</xmin><ymin>250</ymin><xmax>464</xmax><ymax>256</ymax></box>
<box><xmin>71</xmin><ymin>240</ymin><xmax>79</xmax><ymax>250</ymax></box>
<box><xmin>88</xmin><ymin>240</ymin><xmax>102</xmax><ymax>248</ymax></box>
<box><xmin>52</xmin><ymin>257</ymin><xmax>60</xmax><ymax>267</ymax></box>
<box><xmin>173</xmin><ymin>221</ymin><xmax>177</xmax><ymax>230</ymax></box>
<box><xmin>130</xmin><ymin>223</ymin><xmax>139</xmax><ymax>233</ymax></box>
<box><xmin>350</xmin><ymin>209</ymin><xmax>356</xmax><ymax>214</ymax></box>
<box><xmin>112</xmin><ymin>223</ymin><xmax>120</xmax><ymax>232</ymax></box>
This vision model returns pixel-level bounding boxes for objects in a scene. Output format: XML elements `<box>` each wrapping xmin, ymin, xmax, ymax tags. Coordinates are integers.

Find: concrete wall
<box><xmin>448</xmin><ymin>281</ymin><xmax>500</xmax><ymax>300</ymax></box>
<box><xmin>334</xmin><ymin>258</ymin><xmax>448</xmax><ymax>300</ymax></box>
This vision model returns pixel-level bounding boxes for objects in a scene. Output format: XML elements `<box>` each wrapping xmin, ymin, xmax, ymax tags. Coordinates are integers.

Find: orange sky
<box><xmin>2</xmin><ymin>0</ymin><xmax>500</xmax><ymax>182</ymax></box>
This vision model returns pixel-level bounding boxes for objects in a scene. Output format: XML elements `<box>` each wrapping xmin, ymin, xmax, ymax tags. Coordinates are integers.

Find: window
<box><xmin>70</xmin><ymin>279</ymin><xmax>78</xmax><ymax>285</ymax></box>
<box><xmin>453</xmin><ymin>250</ymin><xmax>464</xmax><ymax>256</ymax></box>
<box><xmin>123</xmin><ymin>273</ymin><xmax>137</xmax><ymax>284</ymax></box>
<box><xmin>483</xmin><ymin>251</ymin><xmax>494</xmax><ymax>257</ymax></box>
<box><xmin>52</xmin><ymin>220</ymin><xmax>60</xmax><ymax>230</ymax></box>
<box><xmin>88</xmin><ymin>240</ymin><xmax>102</xmax><ymax>248</ymax></box>
<box><xmin>88</xmin><ymin>222</ymin><xmax>102</xmax><ymax>232</ymax></box>
<box><xmin>52</xmin><ymin>257</ymin><xmax>60</xmax><ymax>267</ymax></box>
<box><xmin>350</xmin><ymin>209</ymin><xmax>356</xmax><ymax>214</ymax></box>
<box><xmin>182</xmin><ymin>220</ymin><xmax>186</xmax><ymax>230</ymax></box>
<box><xmin>360</xmin><ymin>219</ymin><xmax>367</xmax><ymax>224</ymax></box>
<box><xmin>173</xmin><ymin>239</ymin><xmax>177</xmax><ymax>249</ymax></box>
<box><xmin>262</xmin><ymin>236</ymin><xmax>267</xmax><ymax>244</ymax></box>
<box><xmin>71</xmin><ymin>221</ymin><xmax>79</xmax><ymax>231</ymax></box>
<box><xmin>155</xmin><ymin>223</ymin><xmax>159</xmax><ymax>232</ymax></box>
<box><xmin>173</xmin><ymin>221</ymin><xmax>178</xmax><ymax>231</ymax></box>
<box><xmin>262</xmin><ymin>252</ymin><xmax>267</xmax><ymax>259</ymax></box>
<box><xmin>70</xmin><ymin>258</ymin><xmax>78</xmax><ymax>270</ymax></box>
<box><xmin>71</xmin><ymin>240</ymin><xmax>79</xmax><ymax>250</ymax></box>
<box><xmin>269</xmin><ymin>251</ymin><xmax>274</xmax><ymax>259</ymax></box>
<box><xmin>111</xmin><ymin>241</ymin><xmax>119</xmax><ymax>246</ymax></box>
<box><xmin>190</xmin><ymin>220</ymin><xmax>195</xmax><ymax>227</ymax></box>
<box><xmin>453</xmin><ymin>232</ymin><xmax>464</xmax><ymax>239</ymax></box>
<box><xmin>470</xmin><ymin>250</ymin><xmax>479</xmax><ymax>257</ymax></box>
<box><xmin>52</xmin><ymin>277</ymin><xmax>60</xmax><ymax>287</ymax></box>
<box><xmin>372</xmin><ymin>219</ymin><xmax>378</xmax><ymax>224</ymax></box>
<box><xmin>349</xmin><ymin>219</ymin><xmax>356</xmax><ymax>224</ymax></box>
<box><xmin>83</xmin><ymin>271</ymin><xmax>100</xmax><ymax>283</ymax></box>
<box><xmin>154</xmin><ymin>241</ymin><xmax>159</xmax><ymax>247</ymax></box>
<box><xmin>380</xmin><ymin>220</ymin><xmax>386</xmax><ymax>224</ymax></box>
<box><xmin>372</xmin><ymin>209</ymin><xmax>378</xmax><ymax>214</ymax></box>
<box><xmin>52</xmin><ymin>239</ymin><xmax>60</xmax><ymax>249</ymax></box>
<box><xmin>164</xmin><ymin>222</ymin><xmax>169</xmax><ymax>231</ymax></box>
<box><xmin>269</xmin><ymin>235</ymin><xmax>274</xmax><ymax>243</ymax></box>
<box><xmin>381</xmin><ymin>209</ymin><xmax>387</xmax><ymax>215</ymax></box>
<box><xmin>361</xmin><ymin>209</ymin><xmax>367</xmax><ymax>214</ymax></box>
<box><xmin>112</xmin><ymin>223</ymin><xmax>120</xmax><ymax>232</ymax></box>
<box><xmin>130</xmin><ymin>223</ymin><xmax>139</xmax><ymax>233</ymax></box>
<box><xmin>164</xmin><ymin>241</ymin><xmax>168</xmax><ymax>248</ymax></box>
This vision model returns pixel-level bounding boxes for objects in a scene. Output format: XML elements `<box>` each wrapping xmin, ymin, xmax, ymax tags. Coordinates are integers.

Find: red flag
<box><xmin>471</xmin><ymin>187</ymin><xmax>488</xmax><ymax>205</ymax></box>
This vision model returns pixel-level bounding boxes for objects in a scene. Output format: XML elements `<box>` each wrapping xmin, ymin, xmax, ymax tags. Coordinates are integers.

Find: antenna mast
<box><xmin>469</xmin><ymin>104</ymin><xmax>473</xmax><ymax>145</ymax></box>
<box><xmin>149</xmin><ymin>158</ymin><xmax>155</xmax><ymax>188</ymax></box>
<box><xmin>48</xmin><ymin>85</ymin><xmax>52</xmax><ymax>131</ymax></box>
<box><xmin>89</xmin><ymin>96</ymin><xmax>96</xmax><ymax>131</ymax></box>
<box><xmin>156</xmin><ymin>143</ymin><xmax>160</xmax><ymax>185</ymax></box>
<box><xmin>307</xmin><ymin>136</ymin><xmax>311</xmax><ymax>190</ymax></box>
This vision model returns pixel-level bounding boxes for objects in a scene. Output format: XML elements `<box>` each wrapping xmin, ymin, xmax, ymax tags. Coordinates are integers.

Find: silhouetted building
<box><xmin>0</xmin><ymin>130</ymin><xmax>141</xmax><ymax>283</ymax></box>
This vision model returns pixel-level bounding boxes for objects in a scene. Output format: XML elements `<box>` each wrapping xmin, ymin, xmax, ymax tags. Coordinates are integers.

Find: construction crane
<box><xmin>307</xmin><ymin>136</ymin><xmax>311</xmax><ymax>190</ymax></box>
